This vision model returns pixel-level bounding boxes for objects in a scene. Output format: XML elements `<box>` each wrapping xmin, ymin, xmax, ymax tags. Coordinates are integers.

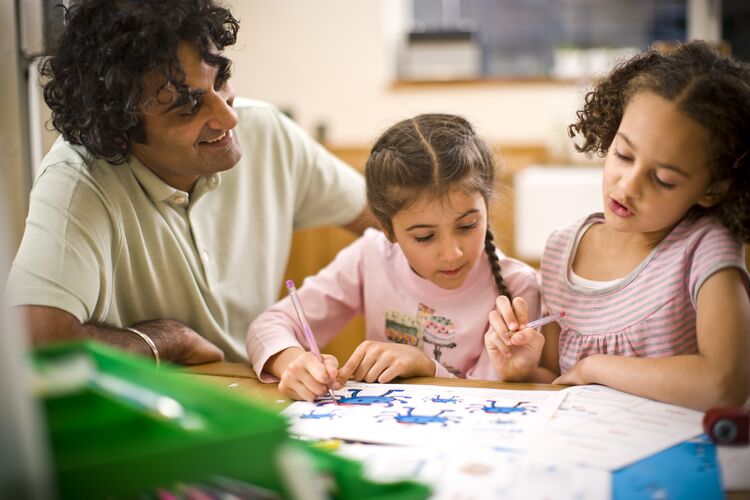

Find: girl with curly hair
<box><xmin>247</xmin><ymin>114</ymin><xmax>541</xmax><ymax>401</ymax></box>
<box><xmin>485</xmin><ymin>41</ymin><xmax>750</xmax><ymax>411</ymax></box>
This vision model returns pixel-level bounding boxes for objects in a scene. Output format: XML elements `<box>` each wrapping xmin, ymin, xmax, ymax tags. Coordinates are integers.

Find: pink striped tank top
<box><xmin>541</xmin><ymin>213</ymin><xmax>750</xmax><ymax>373</ymax></box>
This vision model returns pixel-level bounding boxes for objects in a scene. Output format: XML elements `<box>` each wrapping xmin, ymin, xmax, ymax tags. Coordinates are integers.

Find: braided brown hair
<box><xmin>365</xmin><ymin>113</ymin><xmax>512</xmax><ymax>299</ymax></box>
<box><xmin>484</xmin><ymin>229</ymin><xmax>513</xmax><ymax>299</ymax></box>
<box><xmin>569</xmin><ymin>41</ymin><xmax>750</xmax><ymax>242</ymax></box>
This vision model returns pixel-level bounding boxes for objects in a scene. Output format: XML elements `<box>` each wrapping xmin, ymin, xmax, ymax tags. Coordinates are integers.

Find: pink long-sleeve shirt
<box><xmin>247</xmin><ymin>228</ymin><xmax>541</xmax><ymax>381</ymax></box>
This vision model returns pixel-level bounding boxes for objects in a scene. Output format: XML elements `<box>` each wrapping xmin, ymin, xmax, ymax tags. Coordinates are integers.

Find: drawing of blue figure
<box><xmin>299</xmin><ymin>409</ymin><xmax>340</xmax><ymax>420</ymax></box>
<box><xmin>424</xmin><ymin>394</ymin><xmax>462</xmax><ymax>404</ymax></box>
<box><xmin>376</xmin><ymin>407</ymin><xmax>461</xmax><ymax>426</ymax></box>
<box><xmin>318</xmin><ymin>388</ymin><xmax>411</xmax><ymax>407</ymax></box>
<box><xmin>468</xmin><ymin>401</ymin><xmax>534</xmax><ymax>415</ymax></box>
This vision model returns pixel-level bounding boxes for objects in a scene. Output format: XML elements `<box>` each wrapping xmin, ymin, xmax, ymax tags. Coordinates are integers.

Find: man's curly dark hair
<box><xmin>41</xmin><ymin>0</ymin><xmax>239</xmax><ymax>165</ymax></box>
<box><xmin>568</xmin><ymin>41</ymin><xmax>750</xmax><ymax>243</ymax></box>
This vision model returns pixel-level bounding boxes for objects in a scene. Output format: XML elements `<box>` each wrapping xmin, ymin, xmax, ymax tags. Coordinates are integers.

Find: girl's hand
<box><xmin>337</xmin><ymin>341</ymin><xmax>434</xmax><ymax>384</ymax></box>
<box><xmin>278</xmin><ymin>351</ymin><xmax>341</xmax><ymax>401</ymax></box>
<box><xmin>484</xmin><ymin>296</ymin><xmax>545</xmax><ymax>381</ymax></box>
<box><xmin>553</xmin><ymin>356</ymin><xmax>595</xmax><ymax>386</ymax></box>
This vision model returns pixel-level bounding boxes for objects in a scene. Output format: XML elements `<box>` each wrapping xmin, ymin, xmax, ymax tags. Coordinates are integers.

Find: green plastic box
<box><xmin>33</xmin><ymin>341</ymin><xmax>430</xmax><ymax>500</ymax></box>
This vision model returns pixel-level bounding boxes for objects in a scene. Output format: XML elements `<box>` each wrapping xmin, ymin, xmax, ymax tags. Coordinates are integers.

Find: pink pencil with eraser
<box><xmin>508</xmin><ymin>311</ymin><xmax>566</xmax><ymax>337</ymax></box>
<box><xmin>285</xmin><ymin>279</ymin><xmax>338</xmax><ymax>404</ymax></box>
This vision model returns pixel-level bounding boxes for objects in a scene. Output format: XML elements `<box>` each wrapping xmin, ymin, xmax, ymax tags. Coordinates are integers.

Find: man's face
<box><xmin>131</xmin><ymin>42</ymin><xmax>242</xmax><ymax>192</ymax></box>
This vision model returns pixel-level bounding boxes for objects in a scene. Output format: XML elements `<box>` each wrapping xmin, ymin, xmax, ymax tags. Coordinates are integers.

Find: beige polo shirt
<box><xmin>7</xmin><ymin>98</ymin><xmax>366</xmax><ymax>361</ymax></box>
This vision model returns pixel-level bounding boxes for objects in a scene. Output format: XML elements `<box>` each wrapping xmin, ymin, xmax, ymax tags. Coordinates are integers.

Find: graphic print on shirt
<box><xmin>385</xmin><ymin>303</ymin><xmax>459</xmax><ymax>376</ymax></box>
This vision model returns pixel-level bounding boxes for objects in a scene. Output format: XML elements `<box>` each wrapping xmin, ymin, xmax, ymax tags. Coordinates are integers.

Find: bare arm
<box><xmin>557</xmin><ymin>268</ymin><xmax>750</xmax><ymax>410</ymax></box>
<box><xmin>20</xmin><ymin>305</ymin><xmax>224</xmax><ymax>365</ymax></box>
<box><xmin>533</xmin><ymin>322</ymin><xmax>561</xmax><ymax>383</ymax></box>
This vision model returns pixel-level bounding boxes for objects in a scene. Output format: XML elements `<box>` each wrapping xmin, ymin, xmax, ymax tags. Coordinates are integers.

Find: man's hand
<box><xmin>19</xmin><ymin>305</ymin><xmax>223</xmax><ymax>365</ymax></box>
<box><xmin>337</xmin><ymin>340</ymin><xmax>435</xmax><ymax>384</ymax></box>
<box><xmin>131</xmin><ymin>319</ymin><xmax>224</xmax><ymax>365</ymax></box>
<box><xmin>484</xmin><ymin>296</ymin><xmax>545</xmax><ymax>381</ymax></box>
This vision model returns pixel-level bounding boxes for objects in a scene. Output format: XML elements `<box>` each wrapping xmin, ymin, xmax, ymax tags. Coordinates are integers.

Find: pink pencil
<box><xmin>508</xmin><ymin>311</ymin><xmax>566</xmax><ymax>337</ymax></box>
<box><xmin>285</xmin><ymin>280</ymin><xmax>338</xmax><ymax>404</ymax></box>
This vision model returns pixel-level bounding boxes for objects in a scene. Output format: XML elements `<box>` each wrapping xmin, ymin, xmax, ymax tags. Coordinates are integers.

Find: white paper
<box><xmin>717</xmin><ymin>444</ymin><xmax>750</xmax><ymax>491</ymax></box>
<box><xmin>283</xmin><ymin>381</ymin><xmax>566</xmax><ymax>450</ymax></box>
<box><xmin>337</xmin><ymin>443</ymin><xmax>611</xmax><ymax>500</ymax></box>
<box><xmin>532</xmin><ymin>385</ymin><xmax>704</xmax><ymax>470</ymax></box>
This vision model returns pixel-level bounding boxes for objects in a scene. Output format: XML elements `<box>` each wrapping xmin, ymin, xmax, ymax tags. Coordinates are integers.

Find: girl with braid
<box><xmin>247</xmin><ymin>113</ymin><xmax>540</xmax><ymax>401</ymax></box>
<box><xmin>486</xmin><ymin>42</ymin><xmax>750</xmax><ymax>410</ymax></box>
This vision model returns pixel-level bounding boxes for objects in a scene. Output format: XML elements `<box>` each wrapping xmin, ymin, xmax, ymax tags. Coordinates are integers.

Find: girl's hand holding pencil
<box><xmin>273</xmin><ymin>280</ymin><xmax>342</xmax><ymax>403</ymax></box>
<box><xmin>276</xmin><ymin>349</ymin><xmax>341</xmax><ymax>402</ymax></box>
<box><xmin>484</xmin><ymin>296</ymin><xmax>562</xmax><ymax>382</ymax></box>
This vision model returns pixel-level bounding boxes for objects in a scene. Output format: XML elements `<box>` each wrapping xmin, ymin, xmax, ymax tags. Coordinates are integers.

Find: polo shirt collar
<box><xmin>127</xmin><ymin>155</ymin><xmax>224</xmax><ymax>207</ymax></box>
<box><xmin>128</xmin><ymin>155</ymin><xmax>183</xmax><ymax>203</ymax></box>
<box><xmin>192</xmin><ymin>173</ymin><xmax>223</xmax><ymax>201</ymax></box>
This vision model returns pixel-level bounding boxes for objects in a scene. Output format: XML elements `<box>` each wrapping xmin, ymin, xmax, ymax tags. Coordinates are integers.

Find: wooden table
<box><xmin>182</xmin><ymin>361</ymin><xmax>563</xmax><ymax>408</ymax></box>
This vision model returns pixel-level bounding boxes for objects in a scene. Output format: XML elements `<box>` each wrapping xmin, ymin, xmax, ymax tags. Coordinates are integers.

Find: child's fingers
<box><xmin>348</xmin><ymin>342</ymin><xmax>384</xmax><ymax>381</ymax></box>
<box><xmin>352</xmin><ymin>350</ymin><xmax>378</xmax><ymax>381</ymax></box>
<box><xmin>338</xmin><ymin>344</ymin><xmax>367</xmax><ymax>381</ymax></box>
<box><xmin>485</xmin><ymin>329</ymin><xmax>512</xmax><ymax>357</ymax></box>
<box><xmin>278</xmin><ymin>386</ymin><xmax>303</xmax><ymax>401</ymax></box>
<box><xmin>322</xmin><ymin>353</ymin><xmax>339</xmax><ymax>370</ymax></box>
<box><xmin>304</xmin><ymin>353</ymin><xmax>335</xmax><ymax>385</ymax></box>
<box><xmin>511</xmin><ymin>297</ymin><xmax>529</xmax><ymax>326</ymax></box>
<box><xmin>509</xmin><ymin>328</ymin><xmax>537</xmax><ymax>346</ymax></box>
<box><xmin>363</xmin><ymin>355</ymin><xmax>392</xmax><ymax>383</ymax></box>
<box><xmin>487</xmin><ymin>309</ymin><xmax>511</xmax><ymax>342</ymax></box>
<box><xmin>340</xmin><ymin>341</ymin><xmax>379</xmax><ymax>381</ymax></box>
<box><xmin>495</xmin><ymin>295</ymin><xmax>520</xmax><ymax>332</ymax></box>
<box><xmin>289</xmin><ymin>357</ymin><xmax>336</xmax><ymax>397</ymax></box>
<box><xmin>279</xmin><ymin>376</ymin><xmax>316</xmax><ymax>402</ymax></box>
<box><xmin>321</xmin><ymin>354</ymin><xmax>340</xmax><ymax>383</ymax></box>
<box><xmin>302</xmin><ymin>369</ymin><xmax>336</xmax><ymax>398</ymax></box>
<box><xmin>377</xmin><ymin>364</ymin><xmax>402</xmax><ymax>384</ymax></box>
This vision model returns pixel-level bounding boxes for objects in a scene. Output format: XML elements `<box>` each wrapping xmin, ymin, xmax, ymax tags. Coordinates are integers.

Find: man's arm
<box><xmin>342</xmin><ymin>207</ymin><xmax>376</xmax><ymax>235</ymax></box>
<box><xmin>20</xmin><ymin>305</ymin><xmax>224</xmax><ymax>365</ymax></box>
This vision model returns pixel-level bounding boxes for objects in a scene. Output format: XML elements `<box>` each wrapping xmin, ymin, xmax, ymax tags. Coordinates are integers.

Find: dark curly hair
<box><xmin>568</xmin><ymin>41</ymin><xmax>750</xmax><ymax>242</ymax></box>
<box><xmin>365</xmin><ymin>113</ymin><xmax>512</xmax><ymax>299</ymax></box>
<box><xmin>41</xmin><ymin>0</ymin><xmax>239</xmax><ymax>164</ymax></box>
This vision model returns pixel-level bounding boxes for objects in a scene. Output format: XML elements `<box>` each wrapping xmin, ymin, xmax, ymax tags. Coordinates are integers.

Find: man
<box><xmin>6</xmin><ymin>0</ymin><xmax>369</xmax><ymax>365</ymax></box>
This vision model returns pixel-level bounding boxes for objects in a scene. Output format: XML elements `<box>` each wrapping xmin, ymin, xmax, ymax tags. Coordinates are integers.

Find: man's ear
<box><xmin>698</xmin><ymin>180</ymin><xmax>731</xmax><ymax>208</ymax></box>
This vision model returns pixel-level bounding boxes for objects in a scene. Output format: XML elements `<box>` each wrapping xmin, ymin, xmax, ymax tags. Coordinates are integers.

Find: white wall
<box><xmin>227</xmin><ymin>0</ymin><xmax>588</xmax><ymax>157</ymax></box>
<box><xmin>0</xmin><ymin>0</ymin><xmax>31</xmax><ymax>248</ymax></box>
<box><xmin>27</xmin><ymin>1</ymin><xmax>593</xmax><ymax>162</ymax></box>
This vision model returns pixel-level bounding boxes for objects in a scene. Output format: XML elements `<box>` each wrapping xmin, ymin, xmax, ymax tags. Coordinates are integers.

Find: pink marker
<box><xmin>285</xmin><ymin>280</ymin><xmax>338</xmax><ymax>404</ymax></box>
